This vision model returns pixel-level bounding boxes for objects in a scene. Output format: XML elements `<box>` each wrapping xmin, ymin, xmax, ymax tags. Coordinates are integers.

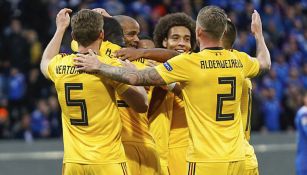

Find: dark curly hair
<box><xmin>153</xmin><ymin>13</ymin><xmax>196</xmax><ymax>51</ymax></box>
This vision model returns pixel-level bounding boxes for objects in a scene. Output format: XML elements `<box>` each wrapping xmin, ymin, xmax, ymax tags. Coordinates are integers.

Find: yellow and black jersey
<box><xmin>155</xmin><ymin>48</ymin><xmax>260</xmax><ymax>162</ymax></box>
<box><xmin>48</xmin><ymin>53</ymin><xmax>129</xmax><ymax>164</ymax></box>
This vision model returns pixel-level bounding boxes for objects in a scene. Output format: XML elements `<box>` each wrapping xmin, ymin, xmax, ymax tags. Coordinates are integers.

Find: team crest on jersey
<box><xmin>163</xmin><ymin>62</ymin><xmax>173</xmax><ymax>71</ymax></box>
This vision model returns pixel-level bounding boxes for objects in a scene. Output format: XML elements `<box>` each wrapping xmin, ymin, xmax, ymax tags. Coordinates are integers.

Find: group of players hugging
<box><xmin>40</xmin><ymin>4</ymin><xmax>270</xmax><ymax>175</ymax></box>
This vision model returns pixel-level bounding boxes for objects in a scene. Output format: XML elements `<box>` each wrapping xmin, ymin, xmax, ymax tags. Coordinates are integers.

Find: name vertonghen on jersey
<box><xmin>55</xmin><ymin>65</ymin><xmax>98</xmax><ymax>75</ymax></box>
<box><xmin>200</xmin><ymin>59</ymin><xmax>243</xmax><ymax>69</ymax></box>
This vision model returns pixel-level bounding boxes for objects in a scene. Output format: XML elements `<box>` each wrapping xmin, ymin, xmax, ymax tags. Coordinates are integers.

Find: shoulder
<box><xmin>49</xmin><ymin>53</ymin><xmax>72</xmax><ymax>65</ymax></box>
<box><xmin>230</xmin><ymin>49</ymin><xmax>250</xmax><ymax>58</ymax></box>
<box><xmin>297</xmin><ymin>106</ymin><xmax>307</xmax><ymax>117</ymax></box>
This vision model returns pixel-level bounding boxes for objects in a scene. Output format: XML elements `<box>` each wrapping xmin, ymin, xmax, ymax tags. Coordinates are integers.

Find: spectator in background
<box><xmin>24</xmin><ymin>30</ymin><xmax>42</xmax><ymax>66</ymax></box>
<box><xmin>26</xmin><ymin>68</ymin><xmax>46</xmax><ymax>110</ymax></box>
<box><xmin>272</xmin><ymin>53</ymin><xmax>289</xmax><ymax>85</ymax></box>
<box><xmin>103</xmin><ymin>0</ymin><xmax>125</xmax><ymax>15</ymax></box>
<box><xmin>30</xmin><ymin>99</ymin><xmax>50</xmax><ymax>138</ymax></box>
<box><xmin>295</xmin><ymin>91</ymin><xmax>307</xmax><ymax>175</ymax></box>
<box><xmin>0</xmin><ymin>98</ymin><xmax>9</xmax><ymax>138</ymax></box>
<box><xmin>262</xmin><ymin>87</ymin><xmax>281</xmax><ymax>131</ymax></box>
<box><xmin>14</xmin><ymin>112</ymin><xmax>33</xmax><ymax>142</ymax></box>
<box><xmin>8</xmin><ymin>67</ymin><xmax>26</xmax><ymax>124</ymax></box>
<box><xmin>48</xmin><ymin>96</ymin><xmax>61</xmax><ymax>138</ymax></box>
<box><xmin>0</xmin><ymin>71</ymin><xmax>8</xmax><ymax>99</ymax></box>
<box><xmin>287</xmin><ymin>66</ymin><xmax>303</xmax><ymax>90</ymax></box>
<box><xmin>301</xmin><ymin>62</ymin><xmax>307</xmax><ymax>89</ymax></box>
<box><xmin>4</xmin><ymin>19</ymin><xmax>30</xmax><ymax>73</ymax></box>
<box><xmin>263</xmin><ymin>68</ymin><xmax>283</xmax><ymax>100</ymax></box>
<box><xmin>284</xmin><ymin>84</ymin><xmax>302</xmax><ymax>129</ymax></box>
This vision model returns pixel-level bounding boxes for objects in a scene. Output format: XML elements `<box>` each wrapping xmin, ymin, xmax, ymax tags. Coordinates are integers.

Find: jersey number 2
<box><xmin>65</xmin><ymin>83</ymin><xmax>89</xmax><ymax>126</ymax></box>
<box><xmin>216</xmin><ymin>77</ymin><xmax>236</xmax><ymax>121</ymax></box>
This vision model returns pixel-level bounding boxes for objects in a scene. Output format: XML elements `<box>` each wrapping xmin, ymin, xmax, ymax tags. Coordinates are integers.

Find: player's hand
<box><xmin>74</xmin><ymin>49</ymin><xmax>102</xmax><ymax>72</ymax></box>
<box><xmin>92</xmin><ymin>8</ymin><xmax>111</xmax><ymax>17</ymax></box>
<box><xmin>251</xmin><ymin>10</ymin><xmax>263</xmax><ymax>37</ymax></box>
<box><xmin>145</xmin><ymin>60</ymin><xmax>158</xmax><ymax>67</ymax></box>
<box><xmin>56</xmin><ymin>8</ymin><xmax>72</xmax><ymax>31</ymax></box>
<box><xmin>115</xmin><ymin>48</ymin><xmax>144</xmax><ymax>61</ymax></box>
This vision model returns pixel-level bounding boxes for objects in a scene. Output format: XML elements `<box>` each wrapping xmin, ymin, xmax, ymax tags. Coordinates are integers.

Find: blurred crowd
<box><xmin>0</xmin><ymin>0</ymin><xmax>306</xmax><ymax>140</ymax></box>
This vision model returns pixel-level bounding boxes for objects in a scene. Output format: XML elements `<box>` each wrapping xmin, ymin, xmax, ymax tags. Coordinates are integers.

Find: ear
<box><xmin>196</xmin><ymin>27</ymin><xmax>203</xmax><ymax>39</ymax></box>
<box><xmin>162</xmin><ymin>38</ymin><xmax>167</xmax><ymax>48</ymax></box>
<box><xmin>99</xmin><ymin>31</ymin><xmax>104</xmax><ymax>40</ymax></box>
<box><xmin>71</xmin><ymin>31</ymin><xmax>75</xmax><ymax>40</ymax></box>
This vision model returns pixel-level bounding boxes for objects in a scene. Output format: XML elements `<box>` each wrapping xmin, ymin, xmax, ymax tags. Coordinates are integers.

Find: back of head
<box><xmin>71</xmin><ymin>9</ymin><xmax>104</xmax><ymax>47</ymax></box>
<box><xmin>138</xmin><ymin>34</ymin><xmax>155</xmax><ymax>49</ymax></box>
<box><xmin>113</xmin><ymin>15</ymin><xmax>136</xmax><ymax>28</ymax></box>
<box><xmin>153</xmin><ymin>12</ymin><xmax>196</xmax><ymax>50</ymax></box>
<box><xmin>103</xmin><ymin>16</ymin><xmax>125</xmax><ymax>47</ymax></box>
<box><xmin>197</xmin><ymin>6</ymin><xmax>227</xmax><ymax>40</ymax></box>
<box><xmin>222</xmin><ymin>20</ymin><xmax>237</xmax><ymax>49</ymax></box>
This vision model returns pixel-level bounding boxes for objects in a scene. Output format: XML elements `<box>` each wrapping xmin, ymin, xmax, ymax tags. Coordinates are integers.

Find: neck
<box><xmin>199</xmin><ymin>38</ymin><xmax>222</xmax><ymax>51</ymax></box>
<box><xmin>78</xmin><ymin>40</ymin><xmax>101</xmax><ymax>55</ymax></box>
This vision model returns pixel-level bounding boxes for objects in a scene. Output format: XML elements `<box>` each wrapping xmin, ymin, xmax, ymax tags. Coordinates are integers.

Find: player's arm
<box><xmin>170</xmin><ymin>83</ymin><xmax>183</xmax><ymax>99</ymax></box>
<box><xmin>74</xmin><ymin>50</ymin><xmax>168</xmax><ymax>86</ymax></box>
<box><xmin>115</xmin><ymin>48</ymin><xmax>179</xmax><ymax>62</ymax></box>
<box><xmin>116</xmin><ymin>60</ymin><xmax>149</xmax><ymax>113</ymax></box>
<box><xmin>251</xmin><ymin>10</ymin><xmax>271</xmax><ymax>74</ymax></box>
<box><xmin>120</xmin><ymin>86</ymin><xmax>149</xmax><ymax>113</ymax></box>
<box><xmin>147</xmin><ymin>86</ymin><xmax>167</xmax><ymax>117</ymax></box>
<box><xmin>40</xmin><ymin>8</ymin><xmax>72</xmax><ymax>78</ymax></box>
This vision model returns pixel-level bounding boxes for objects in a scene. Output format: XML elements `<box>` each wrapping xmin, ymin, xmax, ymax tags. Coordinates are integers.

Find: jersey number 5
<box><xmin>216</xmin><ymin>77</ymin><xmax>236</xmax><ymax>121</ymax></box>
<box><xmin>65</xmin><ymin>83</ymin><xmax>89</xmax><ymax>126</ymax></box>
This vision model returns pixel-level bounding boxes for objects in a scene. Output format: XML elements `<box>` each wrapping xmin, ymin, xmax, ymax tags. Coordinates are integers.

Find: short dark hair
<box><xmin>153</xmin><ymin>13</ymin><xmax>196</xmax><ymax>50</ymax></box>
<box><xmin>197</xmin><ymin>6</ymin><xmax>227</xmax><ymax>40</ymax></box>
<box><xmin>222</xmin><ymin>20</ymin><xmax>237</xmax><ymax>49</ymax></box>
<box><xmin>103</xmin><ymin>16</ymin><xmax>125</xmax><ymax>47</ymax></box>
<box><xmin>71</xmin><ymin>9</ymin><xmax>104</xmax><ymax>47</ymax></box>
<box><xmin>138</xmin><ymin>34</ymin><xmax>153</xmax><ymax>41</ymax></box>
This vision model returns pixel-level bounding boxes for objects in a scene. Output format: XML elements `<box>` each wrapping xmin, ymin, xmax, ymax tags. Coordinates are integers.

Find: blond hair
<box><xmin>197</xmin><ymin>6</ymin><xmax>227</xmax><ymax>40</ymax></box>
<box><xmin>71</xmin><ymin>9</ymin><xmax>104</xmax><ymax>47</ymax></box>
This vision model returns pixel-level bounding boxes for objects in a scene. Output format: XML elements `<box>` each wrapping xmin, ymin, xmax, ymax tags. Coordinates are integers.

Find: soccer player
<box><xmin>108</xmin><ymin>14</ymin><xmax>161</xmax><ymax>175</ymax></box>
<box><xmin>223</xmin><ymin>20</ymin><xmax>259</xmax><ymax>175</ymax></box>
<box><xmin>295</xmin><ymin>91</ymin><xmax>307</xmax><ymax>175</ymax></box>
<box><xmin>74</xmin><ymin>6</ymin><xmax>271</xmax><ymax>175</ymax></box>
<box><xmin>40</xmin><ymin>9</ymin><xmax>148</xmax><ymax>175</ymax></box>
<box><xmin>151</xmin><ymin>13</ymin><xmax>196</xmax><ymax>175</ymax></box>
<box><xmin>113</xmin><ymin>15</ymin><xmax>140</xmax><ymax>48</ymax></box>
<box><xmin>71</xmin><ymin>15</ymin><xmax>125</xmax><ymax>56</ymax></box>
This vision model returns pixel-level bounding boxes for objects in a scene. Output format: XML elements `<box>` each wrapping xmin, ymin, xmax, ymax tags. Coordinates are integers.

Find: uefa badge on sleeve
<box><xmin>163</xmin><ymin>62</ymin><xmax>173</xmax><ymax>71</ymax></box>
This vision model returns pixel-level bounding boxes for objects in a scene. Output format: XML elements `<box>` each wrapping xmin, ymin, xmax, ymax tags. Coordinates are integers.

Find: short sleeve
<box><xmin>154</xmin><ymin>54</ymin><xmax>191</xmax><ymax>84</ymax></box>
<box><xmin>236</xmin><ymin>51</ymin><xmax>260</xmax><ymax>78</ymax></box>
<box><xmin>47</xmin><ymin>54</ymin><xmax>65</xmax><ymax>82</ymax></box>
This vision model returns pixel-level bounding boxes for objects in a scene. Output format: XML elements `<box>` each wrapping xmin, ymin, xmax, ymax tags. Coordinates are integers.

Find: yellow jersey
<box><xmin>169</xmin><ymin>96</ymin><xmax>189</xmax><ymax>148</ymax></box>
<box><xmin>241</xmin><ymin>78</ymin><xmax>258</xmax><ymax>169</ymax></box>
<box><xmin>155</xmin><ymin>48</ymin><xmax>260</xmax><ymax>162</ymax></box>
<box><xmin>117</xmin><ymin>58</ymin><xmax>155</xmax><ymax>144</ymax></box>
<box><xmin>241</xmin><ymin>78</ymin><xmax>252</xmax><ymax>140</ymax></box>
<box><xmin>47</xmin><ymin>53</ymin><xmax>130</xmax><ymax>164</ymax></box>
<box><xmin>84</xmin><ymin>40</ymin><xmax>155</xmax><ymax>144</ymax></box>
<box><xmin>71</xmin><ymin>40</ymin><xmax>121</xmax><ymax>58</ymax></box>
<box><xmin>149</xmin><ymin>90</ymin><xmax>174</xmax><ymax>166</ymax></box>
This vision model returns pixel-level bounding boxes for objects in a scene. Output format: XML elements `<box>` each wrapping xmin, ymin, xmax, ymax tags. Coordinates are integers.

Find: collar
<box><xmin>203</xmin><ymin>47</ymin><xmax>224</xmax><ymax>50</ymax></box>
